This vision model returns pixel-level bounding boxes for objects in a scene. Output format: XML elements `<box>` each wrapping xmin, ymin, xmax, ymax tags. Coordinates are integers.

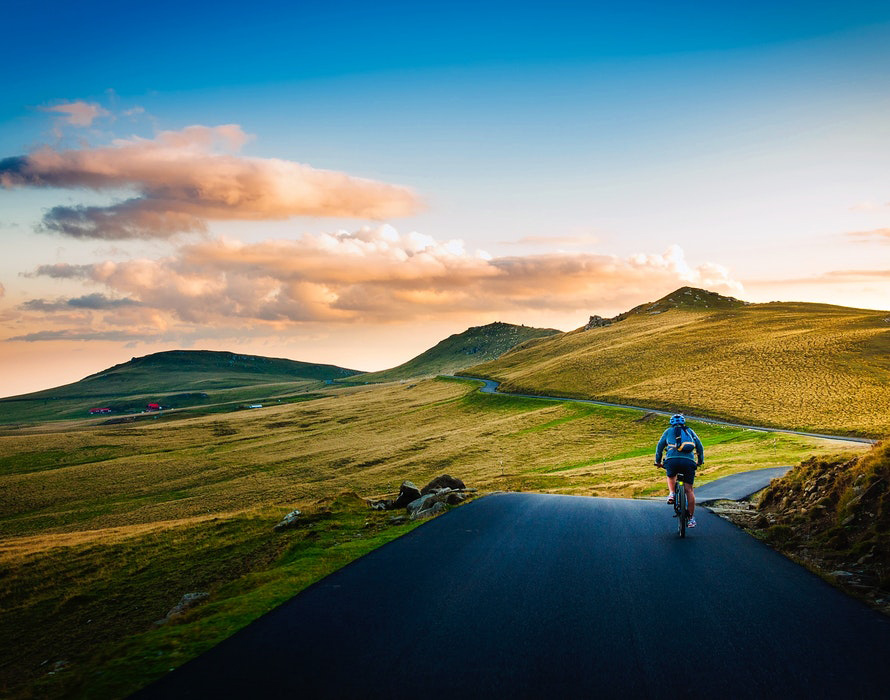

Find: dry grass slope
<box><xmin>0</xmin><ymin>377</ymin><xmax>870</xmax><ymax>697</ymax></box>
<box><xmin>467</xmin><ymin>300</ymin><xmax>890</xmax><ymax>436</ymax></box>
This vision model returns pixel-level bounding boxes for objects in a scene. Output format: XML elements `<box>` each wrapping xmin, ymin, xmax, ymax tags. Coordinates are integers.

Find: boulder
<box><xmin>273</xmin><ymin>509</ymin><xmax>302</xmax><ymax>532</ymax></box>
<box><xmin>156</xmin><ymin>592</ymin><xmax>209</xmax><ymax>625</ymax></box>
<box><xmin>369</xmin><ymin>499</ymin><xmax>393</xmax><ymax>511</ymax></box>
<box><xmin>421</xmin><ymin>474</ymin><xmax>465</xmax><ymax>495</ymax></box>
<box><xmin>406</xmin><ymin>493</ymin><xmax>435</xmax><ymax>516</ymax></box>
<box><xmin>584</xmin><ymin>314</ymin><xmax>613</xmax><ymax>330</ymax></box>
<box><xmin>444</xmin><ymin>491</ymin><xmax>467</xmax><ymax>505</ymax></box>
<box><xmin>410</xmin><ymin>501</ymin><xmax>447</xmax><ymax>520</ymax></box>
<box><xmin>392</xmin><ymin>481</ymin><xmax>422</xmax><ymax>509</ymax></box>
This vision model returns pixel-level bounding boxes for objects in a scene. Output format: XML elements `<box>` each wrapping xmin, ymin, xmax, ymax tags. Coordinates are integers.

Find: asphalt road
<box><xmin>136</xmin><ymin>493</ymin><xmax>890</xmax><ymax>699</ymax></box>
<box><xmin>461</xmin><ymin>376</ymin><xmax>876</xmax><ymax>445</ymax></box>
<box><xmin>695</xmin><ymin>466</ymin><xmax>792</xmax><ymax>503</ymax></box>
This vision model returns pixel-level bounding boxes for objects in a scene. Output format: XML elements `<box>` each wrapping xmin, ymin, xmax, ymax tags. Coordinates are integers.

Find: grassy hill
<box><xmin>0</xmin><ymin>350</ymin><xmax>363</xmax><ymax>424</ymax></box>
<box><xmin>464</xmin><ymin>287</ymin><xmax>890</xmax><ymax>437</ymax></box>
<box><xmin>1</xmin><ymin>376</ymin><xmax>865</xmax><ymax>697</ymax></box>
<box><xmin>354</xmin><ymin>322</ymin><xmax>560</xmax><ymax>382</ymax></box>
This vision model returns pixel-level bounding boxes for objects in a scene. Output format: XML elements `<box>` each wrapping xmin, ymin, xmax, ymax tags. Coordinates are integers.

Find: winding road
<box><xmin>137</xmin><ymin>493</ymin><xmax>890</xmax><ymax>699</ymax></box>
<box><xmin>133</xmin><ymin>378</ymin><xmax>888</xmax><ymax>698</ymax></box>
<box><xmin>458</xmin><ymin>376</ymin><xmax>877</xmax><ymax>445</ymax></box>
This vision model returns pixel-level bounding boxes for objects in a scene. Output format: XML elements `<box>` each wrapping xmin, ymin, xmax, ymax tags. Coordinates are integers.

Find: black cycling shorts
<box><xmin>664</xmin><ymin>457</ymin><xmax>697</xmax><ymax>485</ymax></box>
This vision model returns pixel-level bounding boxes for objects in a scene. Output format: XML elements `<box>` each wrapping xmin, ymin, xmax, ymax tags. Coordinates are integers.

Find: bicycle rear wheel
<box><xmin>677</xmin><ymin>482</ymin><xmax>687</xmax><ymax>538</ymax></box>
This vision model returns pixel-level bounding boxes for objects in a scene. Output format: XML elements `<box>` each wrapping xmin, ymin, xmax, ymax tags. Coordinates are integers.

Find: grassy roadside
<box><xmin>0</xmin><ymin>377</ymin><xmax>870</xmax><ymax>697</ymax></box>
<box><xmin>709</xmin><ymin>439</ymin><xmax>890</xmax><ymax>616</ymax></box>
<box><xmin>3</xmin><ymin>496</ymin><xmax>424</xmax><ymax>699</ymax></box>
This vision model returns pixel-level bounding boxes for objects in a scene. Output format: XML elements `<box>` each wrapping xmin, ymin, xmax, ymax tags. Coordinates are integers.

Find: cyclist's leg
<box><xmin>685</xmin><ymin>483</ymin><xmax>695</xmax><ymax>516</ymax></box>
<box><xmin>667</xmin><ymin>473</ymin><xmax>677</xmax><ymax>496</ymax></box>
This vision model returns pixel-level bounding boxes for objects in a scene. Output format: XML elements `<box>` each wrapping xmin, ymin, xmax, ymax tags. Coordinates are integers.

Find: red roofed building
<box><xmin>89</xmin><ymin>407</ymin><xmax>112</xmax><ymax>415</ymax></box>
<box><xmin>147</xmin><ymin>403</ymin><xmax>161</xmax><ymax>411</ymax></box>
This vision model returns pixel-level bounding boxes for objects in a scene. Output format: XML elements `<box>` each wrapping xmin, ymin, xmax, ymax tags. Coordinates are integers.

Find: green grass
<box><xmin>0</xmin><ymin>376</ymin><xmax>870</xmax><ymax>698</ymax></box>
<box><xmin>0</xmin><ymin>349</ymin><xmax>363</xmax><ymax>425</ymax></box>
<box><xmin>348</xmin><ymin>322</ymin><xmax>559</xmax><ymax>383</ymax></box>
<box><xmin>4</xmin><ymin>498</ymin><xmax>423</xmax><ymax>699</ymax></box>
<box><xmin>467</xmin><ymin>294</ymin><xmax>890</xmax><ymax>437</ymax></box>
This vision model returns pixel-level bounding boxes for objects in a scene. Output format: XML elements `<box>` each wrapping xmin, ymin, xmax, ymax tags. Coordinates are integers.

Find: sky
<box><xmin>2</xmin><ymin>0</ymin><xmax>890</xmax><ymax>397</ymax></box>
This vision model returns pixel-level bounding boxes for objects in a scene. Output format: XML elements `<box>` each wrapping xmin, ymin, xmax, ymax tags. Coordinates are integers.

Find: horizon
<box><xmin>3</xmin><ymin>284</ymin><xmax>885</xmax><ymax>399</ymax></box>
<box><xmin>2</xmin><ymin>1</ymin><xmax>890</xmax><ymax>397</ymax></box>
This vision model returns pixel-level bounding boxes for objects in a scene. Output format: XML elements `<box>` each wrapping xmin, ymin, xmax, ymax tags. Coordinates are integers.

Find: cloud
<box><xmin>849</xmin><ymin>201</ymin><xmax>890</xmax><ymax>212</ymax></box>
<box><xmin>0</xmin><ymin>125</ymin><xmax>422</xmax><ymax>239</ymax></box>
<box><xmin>0</xmin><ymin>281</ymin><xmax>4</xmax><ymax>298</ymax></box>
<box><xmin>21</xmin><ymin>226</ymin><xmax>742</xmax><ymax>335</ymax></box>
<box><xmin>8</xmin><ymin>329</ymin><xmax>150</xmax><ymax>342</ymax></box>
<box><xmin>39</xmin><ymin>100</ymin><xmax>111</xmax><ymax>127</ymax></box>
<box><xmin>503</xmin><ymin>234</ymin><xmax>600</xmax><ymax>247</ymax></box>
<box><xmin>847</xmin><ymin>228</ymin><xmax>890</xmax><ymax>242</ymax></box>
<box><xmin>20</xmin><ymin>294</ymin><xmax>141</xmax><ymax>312</ymax></box>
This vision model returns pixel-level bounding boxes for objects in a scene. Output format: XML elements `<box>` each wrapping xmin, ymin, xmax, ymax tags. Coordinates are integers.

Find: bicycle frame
<box><xmin>657</xmin><ymin>464</ymin><xmax>690</xmax><ymax>537</ymax></box>
<box><xmin>674</xmin><ymin>473</ymin><xmax>689</xmax><ymax>538</ymax></box>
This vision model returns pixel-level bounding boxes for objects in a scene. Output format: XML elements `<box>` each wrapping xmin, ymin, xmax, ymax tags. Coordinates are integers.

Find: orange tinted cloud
<box><xmin>38</xmin><ymin>100</ymin><xmax>111</xmax><ymax>127</ymax></box>
<box><xmin>16</xmin><ymin>227</ymin><xmax>742</xmax><ymax>339</ymax></box>
<box><xmin>0</xmin><ymin>125</ymin><xmax>421</xmax><ymax>239</ymax></box>
<box><xmin>847</xmin><ymin>228</ymin><xmax>890</xmax><ymax>242</ymax></box>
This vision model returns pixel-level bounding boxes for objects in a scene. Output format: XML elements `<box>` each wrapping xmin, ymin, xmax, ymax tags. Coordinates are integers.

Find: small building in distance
<box><xmin>248</xmin><ymin>404</ymin><xmax>263</xmax><ymax>409</ymax></box>
<box><xmin>89</xmin><ymin>407</ymin><xmax>112</xmax><ymax>415</ymax></box>
<box><xmin>146</xmin><ymin>403</ymin><xmax>161</xmax><ymax>411</ymax></box>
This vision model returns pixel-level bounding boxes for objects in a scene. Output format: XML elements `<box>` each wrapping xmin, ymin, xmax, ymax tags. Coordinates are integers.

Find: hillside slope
<box><xmin>355</xmin><ymin>322</ymin><xmax>560</xmax><ymax>382</ymax></box>
<box><xmin>0</xmin><ymin>350</ymin><xmax>363</xmax><ymax>423</ymax></box>
<box><xmin>465</xmin><ymin>287</ymin><xmax>890</xmax><ymax>436</ymax></box>
<box><xmin>716</xmin><ymin>439</ymin><xmax>890</xmax><ymax>613</ymax></box>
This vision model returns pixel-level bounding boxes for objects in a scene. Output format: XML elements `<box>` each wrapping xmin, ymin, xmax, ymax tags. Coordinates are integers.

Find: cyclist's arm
<box><xmin>693</xmin><ymin>431</ymin><xmax>704</xmax><ymax>465</ymax></box>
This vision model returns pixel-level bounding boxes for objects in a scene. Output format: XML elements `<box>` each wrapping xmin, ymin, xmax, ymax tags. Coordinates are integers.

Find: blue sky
<box><xmin>1</xmin><ymin>1</ymin><xmax>890</xmax><ymax>395</ymax></box>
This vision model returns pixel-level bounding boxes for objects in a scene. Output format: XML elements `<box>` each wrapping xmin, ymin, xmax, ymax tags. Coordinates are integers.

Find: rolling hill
<box><xmin>464</xmin><ymin>287</ymin><xmax>890</xmax><ymax>437</ymax></box>
<box><xmin>0</xmin><ymin>350</ymin><xmax>363</xmax><ymax>424</ymax></box>
<box><xmin>352</xmin><ymin>321</ymin><xmax>560</xmax><ymax>382</ymax></box>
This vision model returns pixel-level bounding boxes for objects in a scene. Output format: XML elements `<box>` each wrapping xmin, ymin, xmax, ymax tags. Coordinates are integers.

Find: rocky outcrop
<box><xmin>407</xmin><ymin>488</ymin><xmax>469</xmax><ymax>519</ymax></box>
<box><xmin>393</xmin><ymin>481</ymin><xmax>423</xmax><ymax>508</ymax></box>
<box><xmin>368</xmin><ymin>475</ymin><xmax>474</xmax><ymax>519</ymax></box>
<box><xmin>584</xmin><ymin>315</ymin><xmax>613</xmax><ymax>330</ymax></box>
<box><xmin>412</xmin><ymin>501</ymin><xmax>447</xmax><ymax>520</ymax></box>
<box><xmin>421</xmin><ymin>474</ymin><xmax>465</xmax><ymax>494</ymax></box>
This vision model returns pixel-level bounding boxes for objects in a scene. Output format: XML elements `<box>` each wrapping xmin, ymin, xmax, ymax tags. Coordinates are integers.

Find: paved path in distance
<box><xmin>459</xmin><ymin>376</ymin><xmax>876</xmax><ymax>445</ymax></box>
<box><xmin>695</xmin><ymin>466</ymin><xmax>792</xmax><ymax>503</ymax></box>
<box><xmin>136</xmin><ymin>493</ymin><xmax>890</xmax><ymax>699</ymax></box>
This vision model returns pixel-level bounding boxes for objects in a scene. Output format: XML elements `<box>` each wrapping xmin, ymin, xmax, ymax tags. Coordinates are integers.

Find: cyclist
<box><xmin>655</xmin><ymin>414</ymin><xmax>704</xmax><ymax>528</ymax></box>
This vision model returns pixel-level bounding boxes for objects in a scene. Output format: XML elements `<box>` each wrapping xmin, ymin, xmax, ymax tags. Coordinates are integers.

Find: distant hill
<box><xmin>464</xmin><ymin>287</ymin><xmax>890</xmax><ymax>436</ymax></box>
<box><xmin>355</xmin><ymin>322</ymin><xmax>561</xmax><ymax>383</ymax></box>
<box><xmin>0</xmin><ymin>350</ymin><xmax>363</xmax><ymax>424</ymax></box>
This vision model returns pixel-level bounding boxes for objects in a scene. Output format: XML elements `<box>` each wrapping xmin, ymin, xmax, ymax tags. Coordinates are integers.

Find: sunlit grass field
<box><xmin>467</xmin><ymin>302</ymin><xmax>890</xmax><ymax>437</ymax></box>
<box><xmin>0</xmin><ymin>377</ymin><xmax>868</xmax><ymax>697</ymax></box>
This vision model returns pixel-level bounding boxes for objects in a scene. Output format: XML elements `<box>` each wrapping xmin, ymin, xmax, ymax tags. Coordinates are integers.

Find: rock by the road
<box><xmin>273</xmin><ymin>509</ymin><xmax>302</xmax><ymax>532</ymax></box>
<box><xmin>410</xmin><ymin>501</ymin><xmax>447</xmax><ymax>520</ymax></box>
<box><xmin>156</xmin><ymin>592</ymin><xmax>209</xmax><ymax>625</ymax></box>
<box><xmin>406</xmin><ymin>494</ymin><xmax>435</xmax><ymax>516</ymax></box>
<box><xmin>392</xmin><ymin>481</ymin><xmax>423</xmax><ymax>509</ymax></box>
<box><xmin>421</xmin><ymin>474</ymin><xmax>465</xmax><ymax>495</ymax></box>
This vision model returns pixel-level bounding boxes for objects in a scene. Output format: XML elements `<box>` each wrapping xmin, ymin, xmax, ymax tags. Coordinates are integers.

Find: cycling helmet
<box><xmin>670</xmin><ymin>414</ymin><xmax>686</xmax><ymax>426</ymax></box>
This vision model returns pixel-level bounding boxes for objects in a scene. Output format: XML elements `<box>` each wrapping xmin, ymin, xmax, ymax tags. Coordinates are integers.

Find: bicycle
<box><xmin>656</xmin><ymin>464</ymin><xmax>690</xmax><ymax>538</ymax></box>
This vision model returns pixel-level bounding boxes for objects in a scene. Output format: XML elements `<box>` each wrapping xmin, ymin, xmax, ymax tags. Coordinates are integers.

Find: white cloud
<box><xmin>20</xmin><ymin>227</ymin><xmax>743</xmax><ymax>336</ymax></box>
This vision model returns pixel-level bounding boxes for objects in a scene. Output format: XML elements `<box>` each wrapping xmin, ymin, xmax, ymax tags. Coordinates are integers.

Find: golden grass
<box><xmin>467</xmin><ymin>302</ymin><xmax>890</xmax><ymax>436</ymax></box>
<box><xmin>1</xmin><ymin>377</ymin><xmax>866</xmax><ymax>539</ymax></box>
<box><xmin>0</xmin><ymin>377</ymin><xmax>871</xmax><ymax>697</ymax></box>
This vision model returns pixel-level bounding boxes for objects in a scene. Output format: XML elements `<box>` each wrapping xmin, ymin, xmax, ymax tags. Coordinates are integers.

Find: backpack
<box><xmin>673</xmin><ymin>426</ymin><xmax>696</xmax><ymax>453</ymax></box>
